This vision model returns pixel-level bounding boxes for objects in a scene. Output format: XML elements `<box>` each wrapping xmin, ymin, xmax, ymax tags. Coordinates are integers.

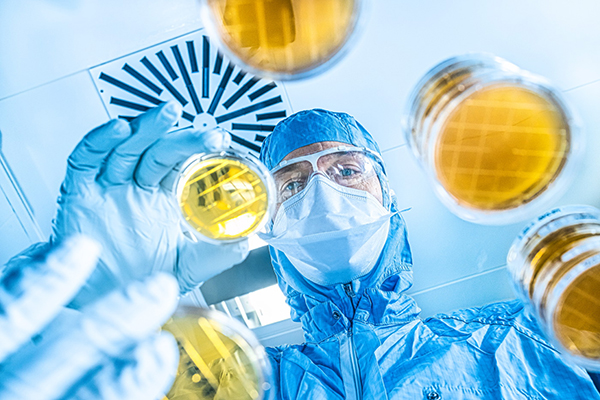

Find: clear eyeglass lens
<box><xmin>318</xmin><ymin>151</ymin><xmax>376</xmax><ymax>187</ymax></box>
<box><xmin>272</xmin><ymin>151</ymin><xmax>377</xmax><ymax>203</ymax></box>
<box><xmin>273</xmin><ymin>161</ymin><xmax>312</xmax><ymax>203</ymax></box>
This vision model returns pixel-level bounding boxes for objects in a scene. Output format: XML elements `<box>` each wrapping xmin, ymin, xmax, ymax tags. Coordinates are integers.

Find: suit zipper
<box><xmin>344</xmin><ymin>283</ymin><xmax>362</xmax><ymax>399</ymax></box>
<box><xmin>348</xmin><ymin>327</ymin><xmax>363</xmax><ymax>399</ymax></box>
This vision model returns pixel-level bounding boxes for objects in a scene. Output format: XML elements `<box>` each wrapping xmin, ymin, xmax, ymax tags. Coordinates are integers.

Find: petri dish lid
<box><xmin>507</xmin><ymin>205</ymin><xmax>600</xmax><ymax>269</ymax></box>
<box><xmin>176</xmin><ymin>146</ymin><xmax>276</xmax><ymax>244</ymax></box>
<box><xmin>199</xmin><ymin>0</ymin><xmax>368</xmax><ymax>80</ymax></box>
<box><xmin>506</xmin><ymin>205</ymin><xmax>600</xmax><ymax>304</ymax></box>
<box><xmin>405</xmin><ymin>54</ymin><xmax>584</xmax><ymax>225</ymax></box>
<box><xmin>163</xmin><ymin>306</ymin><xmax>273</xmax><ymax>400</ymax></box>
<box><xmin>547</xmin><ymin>259</ymin><xmax>600</xmax><ymax>371</ymax></box>
<box><xmin>430</xmin><ymin>81</ymin><xmax>580</xmax><ymax>224</ymax></box>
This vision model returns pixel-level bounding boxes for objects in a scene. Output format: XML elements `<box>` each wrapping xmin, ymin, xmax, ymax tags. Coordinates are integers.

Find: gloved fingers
<box><xmin>0</xmin><ymin>273</ymin><xmax>179</xmax><ymax>400</ymax></box>
<box><xmin>62</xmin><ymin>332</ymin><xmax>178</xmax><ymax>400</ymax></box>
<box><xmin>135</xmin><ymin>127</ymin><xmax>231</xmax><ymax>190</ymax></box>
<box><xmin>159</xmin><ymin>164</ymin><xmax>182</xmax><ymax>193</ymax></box>
<box><xmin>80</xmin><ymin>272</ymin><xmax>178</xmax><ymax>355</ymax></box>
<box><xmin>0</xmin><ymin>235</ymin><xmax>100</xmax><ymax>362</ymax></box>
<box><xmin>62</xmin><ymin>120</ymin><xmax>131</xmax><ymax>195</ymax></box>
<box><xmin>98</xmin><ymin>102</ymin><xmax>182</xmax><ymax>187</ymax></box>
<box><xmin>176</xmin><ymin>237</ymin><xmax>249</xmax><ymax>294</ymax></box>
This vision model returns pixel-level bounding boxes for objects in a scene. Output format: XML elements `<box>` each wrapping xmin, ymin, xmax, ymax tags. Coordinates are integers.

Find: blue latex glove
<box><xmin>0</xmin><ymin>235</ymin><xmax>180</xmax><ymax>400</ymax></box>
<box><xmin>51</xmin><ymin>102</ymin><xmax>249</xmax><ymax>307</ymax></box>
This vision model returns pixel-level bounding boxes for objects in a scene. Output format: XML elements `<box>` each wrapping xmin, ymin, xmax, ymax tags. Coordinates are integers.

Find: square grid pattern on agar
<box><xmin>436</xmin><ymin>88</ymin><xmax>568</xmax><ymax>208</ymax></box>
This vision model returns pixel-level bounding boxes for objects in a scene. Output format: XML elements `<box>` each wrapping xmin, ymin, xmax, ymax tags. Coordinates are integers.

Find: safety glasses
<box><xmin>270</xmin><ymin>146</ymin><xmax>384</xmax><ymax>204</ymax></box>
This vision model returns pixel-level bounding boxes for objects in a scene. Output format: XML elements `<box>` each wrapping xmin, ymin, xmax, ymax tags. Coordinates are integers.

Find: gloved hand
<box><xmin>0</xmin><ymin>235</ymin><xmax>180</xmax><ymax>400</ymax></box>
<box><xmin>51</xmin><ymin>102</ymin><xmax>249</xmax><ymax>307</ymax></box>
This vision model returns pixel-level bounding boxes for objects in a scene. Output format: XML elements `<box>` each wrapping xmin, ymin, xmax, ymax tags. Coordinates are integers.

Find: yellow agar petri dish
<box><xmin>507</xmin><ymin>205</ymin><xmax>600</xmax><ymax>370</ymax></box>
<box><xmin>435</xmin><ymin>85</ymin><xmax>569</xmax><ymax>211</ymax></box>
<box><xmin>176</xmin><ymin>149</ymin><xmax>274</xmax><ymax>243</ymax></box>
<box><xmin>200</xmin><ymin>0</ymin><xmax>365</xmax><ymax>80</ymax></box>
<box><xmin>554</xmin><ymin>265</ymin><xmax>600</xmax><ymax>360</ymax></box>
<box><xmin>163</xmin><ymin>306</ymin><xmax>271</xmax><ymax>400</ymax></box>
<box><xmin>405</xmin><ymin>54</ymin><xmax>579</xmax><ymax>224</ymax></box>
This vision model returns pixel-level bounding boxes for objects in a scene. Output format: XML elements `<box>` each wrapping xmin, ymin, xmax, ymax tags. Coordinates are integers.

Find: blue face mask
<box><xmin>259</xmin><ymin>175</ymin><xmax>392</xmax><ymax>286</ymax></box>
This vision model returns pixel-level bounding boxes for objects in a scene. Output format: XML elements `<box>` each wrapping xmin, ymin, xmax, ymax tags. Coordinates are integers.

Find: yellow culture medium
<box><xmin>205</xmin><ymin>0</ymin><xmax>358</xmax><ymax>76</ymax></box>
<box><xmin>178</xmin><ymin>158</ymin><xmax>269</xmax><ymax>241</ymax></box>
<box><xmin>554</xmin><ymin>264</ymin><xmax>600</xmax><ymax>359</ymax></box>
<box><xmin>434</xmin><ymin>85</ymin><xmax>569</xmax><ymax>210</ymax></box>
<box><xmin>512</xmin><ymin>215</ymin><xmax>600</xmax><ymax>363</ymax></box>
<box><xmin>163</xmin><ymin>315</ymin><xmax>261</xmax><ymax>400</ymax></box>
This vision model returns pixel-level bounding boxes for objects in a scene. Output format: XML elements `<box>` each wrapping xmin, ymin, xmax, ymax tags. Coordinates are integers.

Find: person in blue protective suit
<box><xmin>6</xmin><ymin>102</ymin><xmax>599</xmax><ymax>399</ymax></box>
<box><xmin>258</xmin><ymin>109</ymin><xmax>600</xmax><ymax>399</ymax></box>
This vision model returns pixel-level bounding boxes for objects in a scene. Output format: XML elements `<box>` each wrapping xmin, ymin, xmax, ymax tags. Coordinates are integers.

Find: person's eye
<box><xmin>335</xmin><ymin>163</ymin><xmax>363</xmax><ymax>178</ymax></box>
<box><xmin>281</xmin><ymin>180</ymin><xmax>305</xmax><ymax>197</ymax></box>
<box><xmin>340</xmin><ymin>167</ymin><xmax>359</xmax><ymax>177</ymax></box>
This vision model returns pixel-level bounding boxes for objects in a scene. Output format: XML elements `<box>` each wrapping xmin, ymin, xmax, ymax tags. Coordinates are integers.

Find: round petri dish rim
<box><xmin>545</xmin><ymin>257</ymin><xmax>600</xmax><ymax>371</ymax></box>
<box><xmin>506</xmin><ymin>205</ymin><xmax>600</xmax><ymax>300</ymax></box>
<box><xmin>165</xmin><ymin>305</ymin><xmax>274</xmax><ymax>399</ymax></box>
<box><xmin>402</xmin><ymin>53</ymin><xmax>520</xmax><ymax>161</ymax></box>
<box><xmin>197</xmin><ymin>0</ymin><xmax>370</xmax><ymax>81</ymax></box>
<box><xmin>175</xmin><ymin>149</ymin><xmax>276</xmax><ymax>245</ymax></box>
<box><xmin>422</xmin><ymin>73</ymin><xmax>582</xmax><ymax>225</ymax></box>
<box><xmin>505</xmin><ymin>205</ymin><xmax>600</xmax><ymax>371</ymax></box>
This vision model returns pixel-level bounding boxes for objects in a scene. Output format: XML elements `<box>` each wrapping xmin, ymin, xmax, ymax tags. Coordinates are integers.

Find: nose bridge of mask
<box><xmin>306</xmin><ymin>167</ymin><xmax>384</xmax><ymax>210</ymax></box>
<box><xmin>307</xmin><ymin>169</ymin><xmax>328</xmax><ymax>184</ymax></box>
<box><xmin>305</xmin><ymin>173</ymin><xmax>372</xmax><ymax>210</ymax></box>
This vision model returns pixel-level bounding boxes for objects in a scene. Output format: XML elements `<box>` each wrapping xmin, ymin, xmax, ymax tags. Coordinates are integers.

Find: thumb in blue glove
<box><xmin>51</xmin><ymin>102</ymin><xmax>249</xmax><ymax>308</ymax></box>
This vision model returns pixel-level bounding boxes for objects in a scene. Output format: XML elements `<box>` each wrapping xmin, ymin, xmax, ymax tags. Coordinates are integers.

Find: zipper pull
<box><xmin>343</xmin><ymin>283</ymin><xmax>355</xmax><ymax>298</ymax></box>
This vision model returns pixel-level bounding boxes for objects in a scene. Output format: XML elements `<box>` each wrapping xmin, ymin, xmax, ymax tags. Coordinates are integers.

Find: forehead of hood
<box><xmin>259</xmin><ymin>108</ymin><xmax>383</xmax><ymax>170</ymax></box>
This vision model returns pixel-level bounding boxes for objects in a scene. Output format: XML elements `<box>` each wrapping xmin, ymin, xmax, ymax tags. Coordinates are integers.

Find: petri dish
<box><xmin>435</xmin><ymin>86</ymin><xmax>568</xmax><ymax>211</ymax></box>
<box><xmin>554</xmin><ymin>264</ymin><xmax>600</xmax><ymax>361</ymax></box>
<box><xmin>404</xmin><ymin>54</ymin><xmax>581</xmax><ymax>225</ymax></box>
<box><xmin>200</xmin><ymin>0</ymin><xmax>367</xmax><ymax>80</ymax></box>
<box><xmin>507</xmin><ymin>205</ymin><xmax>600</xmax><ymax>371</ymax></box>
<box><xmin>162</xmin><ymin>306</ymin><xmax>272</xmax><ymax>400</ymax></box>
<box><xmin>176</xmin><ymin>146</ymin><xmax>275</xmax><ymax>243</ymax></box>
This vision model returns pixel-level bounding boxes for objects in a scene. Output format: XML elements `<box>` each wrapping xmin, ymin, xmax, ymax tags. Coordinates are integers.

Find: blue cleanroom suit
<box><xmin>259</xmin><ymin>109</ymin><xmax>600</xmax><ymax>399</ymax></box>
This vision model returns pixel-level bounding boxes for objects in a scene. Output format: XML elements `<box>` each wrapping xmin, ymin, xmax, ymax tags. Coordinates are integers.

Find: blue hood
<box><xmin>260</xmin><ymin>109</ymin><xmax>419</xmax><ymax>337</ymax></box>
